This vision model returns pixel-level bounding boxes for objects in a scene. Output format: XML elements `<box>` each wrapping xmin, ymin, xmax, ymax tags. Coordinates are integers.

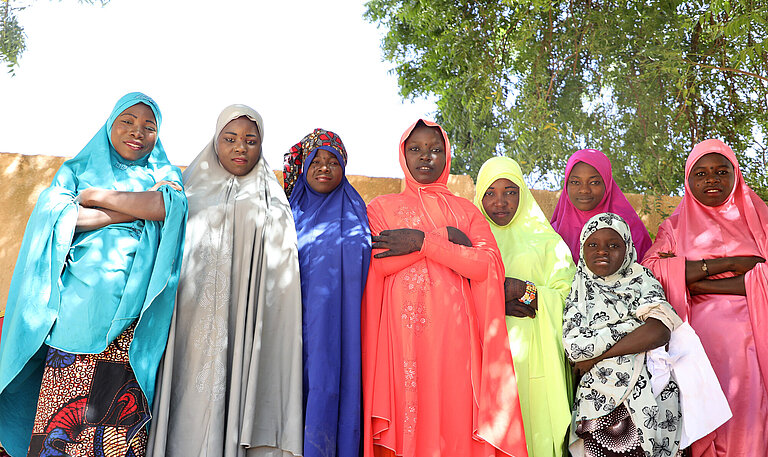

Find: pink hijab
<box><xmin>550</xmin><ymin>149</ymin><xmax>652</xmax><ymax>262</ymax></box>
<box><xmin>644</xmin><ymin>138</ymin><xmax>768</xmax><ymax>401</ymax></box>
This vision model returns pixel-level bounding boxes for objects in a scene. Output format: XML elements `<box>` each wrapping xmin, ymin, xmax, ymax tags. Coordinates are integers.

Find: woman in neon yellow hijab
<box><xmin>474</xmin><ymin>156</ymin><xmax>576</xmax><ymax>457</ymax></box>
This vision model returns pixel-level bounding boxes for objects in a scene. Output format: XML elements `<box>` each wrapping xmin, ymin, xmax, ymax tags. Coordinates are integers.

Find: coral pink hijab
<box><xmin>550</xmin><ymin>149</ymin><xmax>651</xmax><ymax>262</ymax></box>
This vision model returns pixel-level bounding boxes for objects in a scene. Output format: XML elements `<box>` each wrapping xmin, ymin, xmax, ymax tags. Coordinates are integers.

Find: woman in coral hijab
<box><xmin>362</xmin><ymin>120</ymin><xmax>527</xmax><ymax>457</ymax></box>
<box><xmin>642</xmin><ymin>139</ymin><xmax>768</xmax><ymax>456</ymax></box>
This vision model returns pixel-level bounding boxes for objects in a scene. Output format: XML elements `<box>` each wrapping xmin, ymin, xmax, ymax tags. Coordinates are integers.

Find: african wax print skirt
<box><xmin>575</xmin><ymin>379</ymin><xmax>682</xmax><ymax>457</ymax></box>
<box><xmin>26</xmin><ymin>324</ymin><xmax>149</xmax><ymax>457</ymax></box>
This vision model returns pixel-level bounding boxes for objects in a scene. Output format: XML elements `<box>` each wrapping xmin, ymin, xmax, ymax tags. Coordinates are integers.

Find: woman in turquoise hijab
<box><xmin>0</xmin><ymin>92</ymin><xmax>187</xmax><ymax>457</ymax></box>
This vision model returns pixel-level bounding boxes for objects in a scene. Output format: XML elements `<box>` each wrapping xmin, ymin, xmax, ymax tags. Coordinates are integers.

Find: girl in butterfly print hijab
<box><xmin>550</xmin><ymin>149</ymin><xmax>652</xmax><ymax>263</ymax></box>
<box><xmin>362</xmin><ymin>120</ymin><xmax>527</xmax><ymax>457</ymax></box>
<box><xmin>563</xmin><ymin>212</ymin><xmax>682</xmax><ymax>457</ymax></box>
<box><xmin>642</xmin><ymin>139</ymin><xmax>768</xmax><ymax>456</ymax></box>
<box><xmin>287</xmin><ymin>129</ymin><xmax>371</xmax><ymax>457</ymax></box>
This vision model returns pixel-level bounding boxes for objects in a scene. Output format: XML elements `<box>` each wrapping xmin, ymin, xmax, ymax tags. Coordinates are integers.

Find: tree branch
<box><xmin>683</xmin><ymin>58</ymin><xmax>768</xmax><ymax>83</ymax></box>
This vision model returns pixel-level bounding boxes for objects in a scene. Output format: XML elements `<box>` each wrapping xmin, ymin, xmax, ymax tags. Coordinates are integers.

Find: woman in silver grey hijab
<box><xmin>148</xmin><ymin>105</ymin><xmax>303</xmax><ymax>457</ymax></box>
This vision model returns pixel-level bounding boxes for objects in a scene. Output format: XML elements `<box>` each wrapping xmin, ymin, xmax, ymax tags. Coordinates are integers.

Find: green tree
<box><xmin>1</xmin><ymin>0</ymin><xmax>109</xmax><ymax>75</ymax></box>
<box><xmin>365</xmin><ymin>0</ymin><xmax>768</xmax><ymax>198</ymax></box>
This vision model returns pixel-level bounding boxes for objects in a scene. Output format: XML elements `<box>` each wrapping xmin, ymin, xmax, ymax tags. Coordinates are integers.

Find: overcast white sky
<box><xmin>0</xmin><ymin>0</ymin><xmax>437</xmax><ymax>177</ymax></box>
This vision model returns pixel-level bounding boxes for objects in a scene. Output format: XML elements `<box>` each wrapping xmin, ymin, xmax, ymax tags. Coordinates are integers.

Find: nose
<box><xmin>234</xmin><ymin>138</ymin><xmax>247</xmax><ymax>153</ymax></box>
<box><xmin>704</xmin><ymin>173</ymin><xmax>719</xmax><ymax>184</ymax></box>
<box><xmin>129</xmin><ymin>123</ymin><xmax>143</xmax><ymax>139</ymax></box>
<box><xmin>579</xmin><ymin>184</ymin><xmax>590</xmax><ymax>194</ymax></box>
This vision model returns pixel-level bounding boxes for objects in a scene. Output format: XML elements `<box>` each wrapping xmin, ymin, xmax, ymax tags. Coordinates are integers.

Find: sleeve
<box><xmin>641</xmin><ymin>220</ymin><xmax>691</xmax><ymax>320</ymax></box>
<box><xmin>419</xmin><ymin>209</ymin><xmax>501</xmax><ymax>281</ymax></box>
<box><xmin>635</xmin><ymin>268</ymin><xmax>683</xmax><ymax>331</ymax></box>
<box><xmin>367</xmin><ymin>199</ymin><xmax>425</xmax><ymax>277</ymax></box>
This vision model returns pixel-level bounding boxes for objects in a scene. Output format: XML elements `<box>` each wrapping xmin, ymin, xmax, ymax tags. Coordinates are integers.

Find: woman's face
<box><xmin>404</xmin><ymin>125</ymin><xmax>446</xmax><ymax>184</ymax></box>
<box><xmin>583</xmin><ymin>228</ymin><xmax>626</xmax><ymax>277</ymax></box>
<box><xmin>217</xmin><ymin>116</ymin><xmax>262</xmax><ymax>176</ymax></box>
<box><xmin>110</xmin><ymin>103</ymin><xmax>157</xmax><ymax>161</ymax></box>
<box><xmin>688</xmin><ymin>153</ymin><xmax>735</xmax><ymax>207</ymax></box>
<box><xmin>567</xmin><ymin>161</ymin><xmax>606</xmax><ymax>211</ymax></box>
<box><xmin>306</xmin><ymin>148</ymin><xmax>343</xmax><ymax>194</ymax></box>
<box><xmin>482</xmin><ymin>178</ymin><xmax>520</xmax><ymax>226</ymax></box>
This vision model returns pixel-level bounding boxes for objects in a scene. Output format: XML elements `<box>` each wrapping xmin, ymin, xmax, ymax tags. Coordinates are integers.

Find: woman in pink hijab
<box><xmin>550</xmin><ymin>149</ymin><xmax>652</xmax><ymax>262</ymax></box>
<box><xmin>642</xmin><ymin>139</ymin><xmax>768</xmax><ymax>456</ymax></box>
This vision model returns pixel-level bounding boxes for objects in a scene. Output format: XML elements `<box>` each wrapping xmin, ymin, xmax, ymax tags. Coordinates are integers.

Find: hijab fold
<box><xmin>148</xmin><ymin>105</ymin><xmax>303</xmax><ymax>457</ymax></box>
<box><xmin>550</xmin><ymin>149</ymin><xmax>651</xmax><ymax>262</ymax></box>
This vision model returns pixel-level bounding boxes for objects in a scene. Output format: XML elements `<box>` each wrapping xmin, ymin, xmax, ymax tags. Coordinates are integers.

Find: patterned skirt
<box><xmin>576</xmin><ymin>403</ymin><xmax>644</xmax><ymax>457</ymax></box>
<box><xmin>26</xmin><ymin>324</ymin><xmax>150</xmax><ymax>457</ymax></box>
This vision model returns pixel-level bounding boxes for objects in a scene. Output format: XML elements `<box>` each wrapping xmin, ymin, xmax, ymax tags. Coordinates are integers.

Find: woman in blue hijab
<box><xmin>0</xmin><ymin>92</ymin><xmax>187</xmax><ymax>457</ymax></box>
<box><xmin>285</xmin><ymin>129</ymin><xmax>371</xmax><ymax>457</ymax></box>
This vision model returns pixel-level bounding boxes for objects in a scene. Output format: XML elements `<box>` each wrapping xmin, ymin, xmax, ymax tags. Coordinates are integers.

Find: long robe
<box><xmin>0</xmin><ymin>92</ymin><xmax>187</xmax><ymax>457</ymax></box>
<box><xmin>289</xmin><ymin>139</ymin><xmax>371</xmax><ymax>457</ymax></box>
<box><xmin>642</xmin><ymin>139</ymin><xmax>768</xmax><ymax>457</ymax></box>
<box><xmin>362</xmin><ymin>120</ymin><xmax>528</xmax><ymax>457</ymax></box>
<box><xmin>148</xmin><ymin>105</ymin><xmax>304</xmax><ymax>457</ymax></box>
<box><xmin>473</xmin><ymin>157</ymin><xmax>575</xmax><ymax>457</ymax></box>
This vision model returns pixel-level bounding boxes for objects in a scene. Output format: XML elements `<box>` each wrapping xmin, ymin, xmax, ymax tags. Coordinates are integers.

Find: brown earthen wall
<box><xmin>0</xmin><ymin>153</ymin><xmax>681</xmax><ymax>315</ymax></box>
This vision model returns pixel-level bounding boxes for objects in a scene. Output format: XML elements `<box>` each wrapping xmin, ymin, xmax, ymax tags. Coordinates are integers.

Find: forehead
<box><xmin>586</xmin><ymin>227</ymin><xmax>624</xmax><ymax>243</ymax></box>
<box><xmin>692</xmin><ymin>152</ymin><xmax>733</xmax><ymax>170</ymax></box>
<box><xmin>569</xmin><ymin>161</ymin><xmax>601</xmax><ymax>178</ymax></box>
<box><xmin>119</xmin><ymin>102</ymin><xmax>156</xmax><ymax>122</ymax></box>
<box><xmin>406</xmin><ymin>125</ymin><xmax>444</xmax><ymax>144</ymax></box>
<box><xmin>487</xmin><ymin>178</ymin><xmax>518</xmax><ymax>189</ymax></box>
<box><xmin>221</xmin><ymin>116</ymin><xmax>260</xmax><ymax>134</ymax></box>
<box><xmin>313</xmin><ymin>148</ymin><xmax>340</xmax><ymax>161</ymax></box>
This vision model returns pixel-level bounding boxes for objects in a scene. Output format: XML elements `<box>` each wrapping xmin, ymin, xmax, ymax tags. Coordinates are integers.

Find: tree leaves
<box><xmin>365</xmin><ymin>0</ymin><xmax>768</xmax><ymax>198</ymax></box>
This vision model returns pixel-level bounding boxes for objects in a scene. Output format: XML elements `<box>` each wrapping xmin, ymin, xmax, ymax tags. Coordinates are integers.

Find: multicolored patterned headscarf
<box><xmin>283</xmin><ymin>128</ymin><xmax>347</xmax><ymax>197</ymax></box>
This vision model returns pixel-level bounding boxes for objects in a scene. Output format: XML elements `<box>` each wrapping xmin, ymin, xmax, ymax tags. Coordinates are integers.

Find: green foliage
<box><xmin>365</xmin><ymin>0</ymin><xmax>768</xmax><ymax>199</ymax></box>
<box><xmin>1</xmin><ymin>0</ymin><xmax>109</xmax><ymax>75</ymax></box>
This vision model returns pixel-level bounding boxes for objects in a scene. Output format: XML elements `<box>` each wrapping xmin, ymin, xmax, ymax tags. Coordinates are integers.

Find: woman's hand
<box><xmin>372</xmin><ymin>229</ymin><xmax>425</xmax><ymax>258</ymax></box>
<box><xmin>573</xmin><ymin>358</ymin><xmax>599</xmax><ymax>377</ymax></box>
<box><xmin>149</xmin><ymin>180</ymin><xmax>183</xmax><ymax>192</ymax></box>
<box><xmin>446</xmin><ymin>226</ymin><xmax>472</xmax><ymax>247</ymax></box>
<box><xmin>504</xmin><ymin>278</ymin><xmax>537</xmax><ymax>318</ymax></box>
<box><xmin>658</xmin><ymin>251</ymin><xmax>676</xmax><ymax>259</ymax></box>
<box><xmin>728</xmin><ymin>256</ymin><xmax>766</xmax><ymax>275</ymax></box>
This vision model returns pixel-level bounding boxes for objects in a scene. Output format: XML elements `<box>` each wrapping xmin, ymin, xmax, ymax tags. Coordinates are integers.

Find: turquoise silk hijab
<box><xmin>0</xmin><ymin>92</ymin><xmax>187</xmax><ymax>456</ymax></box>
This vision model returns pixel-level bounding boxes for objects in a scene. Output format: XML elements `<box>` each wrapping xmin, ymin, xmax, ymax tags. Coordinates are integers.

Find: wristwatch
<box><xmin>701</xmin><ymin>259</ymin><xmax>709</xmax><ymax>276</ymax></box>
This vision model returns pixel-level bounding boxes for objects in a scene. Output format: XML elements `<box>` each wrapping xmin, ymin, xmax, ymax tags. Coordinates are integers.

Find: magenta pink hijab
<box><xmin>550</xmin><ymin>149</ymin><xmax>652</xmax><ymax>262</ymax></box>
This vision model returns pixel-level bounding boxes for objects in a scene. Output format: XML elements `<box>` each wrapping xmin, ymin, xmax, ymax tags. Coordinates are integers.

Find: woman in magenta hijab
<box><xmin>642</xmin><ymin>139</ymin><xmax>768</xmax><ymax>456</ymax></box>
<box><xmin>550</xmin><ymin>149</ymin><xmax>652</xmax><ymax>262</ymax></box>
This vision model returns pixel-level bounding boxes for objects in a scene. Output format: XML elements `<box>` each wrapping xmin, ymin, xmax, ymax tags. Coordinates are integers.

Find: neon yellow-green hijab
<box><xmin>473</xmin><ymin>156</ymin><xmax>573</xmax><ymax>282</ymax></box>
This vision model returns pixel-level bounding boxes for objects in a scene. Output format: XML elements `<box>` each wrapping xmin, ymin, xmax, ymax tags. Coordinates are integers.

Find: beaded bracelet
<box><xmin>518</xmin><ymin>280</ymin><xmax>537</xmax><ymax>305</ymax></box>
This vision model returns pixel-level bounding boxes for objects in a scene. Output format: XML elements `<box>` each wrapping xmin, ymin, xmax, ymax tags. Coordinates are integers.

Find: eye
<box><xmin>145</xmin><ymin>125</ymin><xmax>157</xmax><ymax>133</ymax></box>
<box><xmin>590</xmin><ymin>180</ymin><xmax>602</xmax><ymax>186</ymax></box>
<box><xmin>409</xmin><ymin>146</ymin><xmax>419</xmax><ymax>152</ymax></box>
<box><xmin>569</xmin><ymin>180</ymin><xmax>580</xmax><ymax>185</ymax></box>
<box><xmin>716</xmin><ymin>169</ymin><xmax>730</xmax><ymax>175</ymax></box>
<box><xmin>223</xmin><ymin>137</ymin><xmax>234</xmax><ymax>143</ymax></box>
<box><xmin>695</xmin><ymin>171</ymin><xmax>705</xmax><ymax>177</ymax></box>
<box><xmin>484</xmin><ymin>190</ymin><xmax>494</xmax><ymax>197</ymax></box>
<box><xmin>247</xmin><ymin>140</ymin><xmax>258</xmax><ymax>145</ymax></box>
<box><xmin>587</xmin><ymin>242</ymin><xmax>597</xmax><ymax>248</ymax></box>
<box><xmin>507</xmin><ymin>190</ymin><xmax>518</xmax><ymax>196</ymax></box>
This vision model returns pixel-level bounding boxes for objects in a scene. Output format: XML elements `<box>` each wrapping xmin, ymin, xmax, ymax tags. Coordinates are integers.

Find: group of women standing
<box><xmin>0</xmin><ymin>92</ymin><xmax>765</xmax><ymax>457</ymax></box>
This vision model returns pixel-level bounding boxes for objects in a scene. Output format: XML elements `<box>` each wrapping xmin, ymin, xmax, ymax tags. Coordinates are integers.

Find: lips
<box><xmin>232</xmin><ymin>157</ymin><xmax>248</xmax><ymax>165</ymax></box>
<box><xmin>124</xmin><ymin>141</ymin><xmax>144</xmax><ymax>151</ymax></box>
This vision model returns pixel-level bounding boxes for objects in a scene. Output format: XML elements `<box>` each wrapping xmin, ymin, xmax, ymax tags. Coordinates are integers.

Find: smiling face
<box><xmin>404</xmin><ymin>125</ymin><xmax>446</xmax><ymax>184</ymax></box>
<box><xmin>306</xmin><ymin>148</ymin><xmax>343</xmax><ymax>194</ymax></box>
<box><xmin>567</xmin><ymin>161</ymin><xmax>606</xmax><ymax>211</ymax></box>
<box><xmin>583</xmin><ymin>227</ymin><xmax>626</xmax><ymax>277</ymax></box>
<box><xmin>482</xmin><ymin>178</ymin><xmax>520</xmax><ymax>226</ymax></box>
<box><xmin>216</xmin><ymin>116</ymin><xmax>262</xmax><ymax>176</ymax></box>
<box><xmin>110</xmin><ymin>103</ymin><xmax>157</xmax><ymax>161</ymax></box>
<box><xmin>688</xmin><ymin>153</ymin><xmax>735</xmax><ymax>207</ymax></box>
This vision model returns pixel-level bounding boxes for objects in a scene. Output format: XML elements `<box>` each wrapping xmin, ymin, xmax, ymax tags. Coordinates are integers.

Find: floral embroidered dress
<box><xmin>563</xmin><ymin>213</ymin><xmax>682</xmax><ymax>457</ymax></box>
<box><xmin>362</xmin><ymin>120</ymin><xmax>527</xmax><ymax>457</ymax></box>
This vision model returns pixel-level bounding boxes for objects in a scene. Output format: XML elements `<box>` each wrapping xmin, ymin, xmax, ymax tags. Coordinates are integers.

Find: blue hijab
<box><xmin>0</xmin><ymin>92</ymin><xmax>187</xmax><ymax>456</ymax></box>
<box><xmin>289</xmin><ymin>144</ymin><xmax>371</xmax><ymax>457</ymax></box>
